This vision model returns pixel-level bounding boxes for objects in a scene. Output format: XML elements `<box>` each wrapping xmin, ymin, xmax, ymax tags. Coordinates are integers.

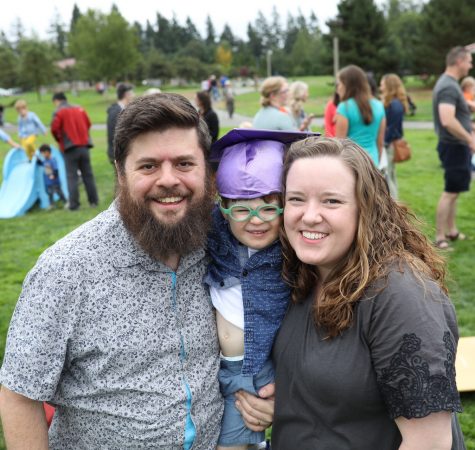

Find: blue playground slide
<box><xmin>0</xmin><ymin>147</ymin><xmax>68</xmax><ymax>219</ymax></box>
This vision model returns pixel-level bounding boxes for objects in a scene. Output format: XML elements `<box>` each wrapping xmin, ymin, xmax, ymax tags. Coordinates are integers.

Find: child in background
<box><xmin>205</xmin><ymin>128</ymin><xmax>314</xmax><ymax>449</ymax></box>
<box><xmin>461</xmin><ymin>76</ymin><xmax>475</xmax><ymax>110</ymax></box>
<box><xmin>15</xmin><ymin>99</ymin><xmax>47</xmax><ymax>161</ymax></box>
<box><xmin>39</xmin><ymin>144</ymin><xmax>67</xmax><ymax>209</ymax></box>
<box><xmin>0</xmin><ymin>105</ymin><xmax>4</xmax><ymax>126</ymax></box>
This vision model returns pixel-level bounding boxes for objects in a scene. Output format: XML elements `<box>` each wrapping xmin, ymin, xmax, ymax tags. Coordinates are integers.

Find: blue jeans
<box><xmin>218</xmin><ymin>358</ymin><xmax>274</xmax><ymax>446</ymax></box>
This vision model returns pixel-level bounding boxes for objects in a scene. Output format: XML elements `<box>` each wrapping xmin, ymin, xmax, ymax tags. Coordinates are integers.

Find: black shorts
<box><xmin>437</xmin><ymin>141</ymin><xmax>472</xmax><ymax>193</ymax></box>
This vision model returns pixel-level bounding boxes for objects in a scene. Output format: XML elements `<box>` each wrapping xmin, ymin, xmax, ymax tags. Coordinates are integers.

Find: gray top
<box><xmin>272</xmin><ymin>266</ymin><xmax>464</xmax><ymax>450</ymax></box>
<box><xmin>432</xmin><ymin>73</ymin><xmax>472</xmax><ymax>144</ymax></box>
<box><xmin>0</xmin><ymin>203</ymin><xmax>223</xmax><ymax>449</ymax></box>
<box><xmin>252</xmin><ymin>106</ymin><xmax>297</xmax><ymax>131</ymax></box>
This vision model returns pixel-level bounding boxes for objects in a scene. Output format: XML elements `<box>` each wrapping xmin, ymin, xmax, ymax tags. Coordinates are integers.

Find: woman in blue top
<box><xmin>335</xmin><ymin>65</ymin><xmax>386</xmax><ymax>166</ymax></box>
<box><xmin>380</xmin><ymin>73</ymin><xmax>409</xmax><ymax>199</ymax></box>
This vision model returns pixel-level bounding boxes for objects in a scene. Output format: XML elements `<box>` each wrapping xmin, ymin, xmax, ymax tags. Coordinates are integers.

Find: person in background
<box><xmin>0</xmin><ymin>105</ymin><xmax>4</xmax><ymax>127</ymax></box>
<box><xmin>196</xmin><ymin>90</ymin><xmax>219</xmax><ymax>143</ymax></box>
<box><xmin>38</xmin><ymin>144</ymin><xmax>68</xmax><ymax>209</ymax></box>
<box><xmin>335</xmin><ymin>65</ymin><xmax>386</xmax><ymax>166</ymax></box>
<box><xmin>224</xmin><ymin>80</ymin><xmax>235</xmax><ymax>119</ymax></box>
<box><xmin>272</xmin><ymin>136</ymin><xmax>465</xmax><ymax>449</ymax></box>
<box><xmin>323</xmin><ymin>89</ymin><xmax>340</xmax><ymax>137</ymax></box>
<box><xmin>380</xmin><ymin>73</ymin><xmax>409</xmax><ymax>199</ymax></box>
<box><xmin>253</xmin><ymin>76</ymin><xmax>297</xmax><ymax>131</ymax></box>
<box><xmin>51</xmin><ymin>92</ymin><xmax>99</xmax><ymax>211</ymax></box>
<box><xmin>0</xmin><ymin>128</ymin><xmax>20</xmax><ymax>148</ymax></box>
<box><xmin>461</xmin><ymin>76</ymin><xmax>475</xmax><ymax>110</ymax></box>
<box><xmin>107</xmin><ymin>83</ymin><xmax>134</xmax><ymax>164</ymax></box>
<box><xmin>15</xmin><ymin>99</ymin><xmax>47</xmax><ymax>161</ymax></box>
<box><xmin>289</xmin><ymin>81</ymin><xmax>315</xmax><ymax>131</ymax></box>
<box><xmin>433</xmin><ymin>46</ymin><xmax>475</xmax><ymax>250</ymax></box>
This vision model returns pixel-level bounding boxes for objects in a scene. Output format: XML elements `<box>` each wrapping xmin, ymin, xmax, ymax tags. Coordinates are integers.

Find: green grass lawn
<box><xmin>0</xmin><ymin>125</ymin><xmax>474</xmax><ymax>446</ymax></box>
<box><xmin>0</xmin><ymin>76</ymin><xmax>435</xmax><ymax>130</ymax></box>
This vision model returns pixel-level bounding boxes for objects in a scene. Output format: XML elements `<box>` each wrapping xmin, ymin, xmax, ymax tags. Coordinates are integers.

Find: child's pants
<box><xmin>20</xmin><ymin>135</ymin><xmax>37</xmax><ymax>160</ymax></box>
<box><xmin>218</xmin><ymin>357</ymin><xmax>274</xmax><ymax>447</ymax></box>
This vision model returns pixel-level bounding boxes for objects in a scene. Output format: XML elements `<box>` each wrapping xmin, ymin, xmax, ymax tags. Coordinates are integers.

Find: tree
<box><xmin>327</xmin><ymin>0</ymin><xmax>390</xmax><ymax>76</ymax></box>
<box><xmin>216</xmin><ymin>43</ymin><xmax>232</xmax><ymax>70</ymax></box>
<box><xmin>49</xmin><ymin>9</ymin><xmax>68</xmax><ymax>57</ymax></box>
<box><xmin>414</xmin><ymin>0</ymin><xmax>475</xmax><ymax>75</ymax></box>
<box><xmin>17</xmin><ymin>37</ymin><xmax>56</xmax><ymax>100</ymax></box>
<box><xmin>0</xmin><ymin>34</ymin><xmax>19</xmax><ymax>88</ymax></box>
<box><xmin>205</xmin><ymin>16</ymin><xmax>216</xmax><ymax>45</ymax></box>
<box><xmin>70</xmin><ymin>4</ymin><xmax>82</xmax><ymax>33</ymax></box>
<box><xmin>69</xmin><ymin>8</ymin><xmax>140</xmax><ymax>82</ymax></box>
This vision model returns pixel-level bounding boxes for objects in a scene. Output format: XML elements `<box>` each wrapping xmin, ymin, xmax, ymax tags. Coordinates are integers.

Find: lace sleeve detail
<box><xmin>376</xmin><ymin>332</ymin><xmax>462</xmax><ymax>419</ymax></box>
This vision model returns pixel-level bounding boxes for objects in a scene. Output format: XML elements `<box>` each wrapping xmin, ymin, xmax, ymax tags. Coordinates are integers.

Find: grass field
<box><xmin>0</xmin><ymin>75</ymin><xmax>433</xmax><ymax>128</ymax></box>
<box><xmin>0</xmin><ymin>89</ymin><xmax>474</xmax><ymax>446</ymax></box>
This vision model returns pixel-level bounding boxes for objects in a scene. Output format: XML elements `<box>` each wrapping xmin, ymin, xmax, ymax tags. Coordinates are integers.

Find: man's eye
<box><xmin>141</xmin><ymin>164</ymin><xmax>155</xmax><ymax>170</ymax></box>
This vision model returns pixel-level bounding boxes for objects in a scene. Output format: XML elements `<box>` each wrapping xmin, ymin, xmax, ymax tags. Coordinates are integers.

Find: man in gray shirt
<box><xmin>433</xmin><ymin>46</ymin><xmax>475</xmax><ymax>249</ymax></box>
<box><xmin>0</xmin><ymin>93</ymin><xmax>274</xmax><ymax>449</ymax></box>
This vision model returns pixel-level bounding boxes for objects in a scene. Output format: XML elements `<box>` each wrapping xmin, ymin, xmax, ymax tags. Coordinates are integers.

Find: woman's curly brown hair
<box><xmin>280</xmin><ymin>137</ymin><xmax>447</xmax><ymax>337</ymax></box>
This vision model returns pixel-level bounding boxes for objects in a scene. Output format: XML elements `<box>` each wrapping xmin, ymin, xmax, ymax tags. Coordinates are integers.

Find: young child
<box><xmin>205</xmin><ymin>129</ymin><xmax>315</xmax><ymax>449</ymax></box>
<box><xmin>15</xmin><ymin>99</ymin><xmax>47</xmax><ymax>161</ymax></box>
<box><xmin>39</xmin><ymin>144</ymin><xmax>67</xmax><ymax>209</ymax></box>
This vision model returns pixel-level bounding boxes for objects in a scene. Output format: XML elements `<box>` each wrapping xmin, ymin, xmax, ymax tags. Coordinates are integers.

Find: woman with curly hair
<box><xmin>272</xmin><ymin>137</ymin><xmax>465</xmax><ymax>449</ymax></box>
<box><xmin>335</xmin><ymin>65</ymin><xmax>386</xmax><ymax>166</ymax></box>
<box><xmin>380</xmin><ymin>73</ymin><xmax>410</xmax><ymax>199</ymax></box>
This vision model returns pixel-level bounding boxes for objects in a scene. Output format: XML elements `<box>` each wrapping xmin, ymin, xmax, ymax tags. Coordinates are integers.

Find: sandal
<box><xmin>445</xmin><ymin>232</ymin><xmax>467</xmax><ymax>241</ymax></box>
<box><xmin>434</xmin><ymin>239</ymin><xmax>452</xmax><ymax>250</ymax></box>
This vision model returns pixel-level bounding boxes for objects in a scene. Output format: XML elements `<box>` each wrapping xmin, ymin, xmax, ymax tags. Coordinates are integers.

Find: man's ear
<box><xmin>115</xmin><ymin>162</ymin><xmax>124</xmax><ymax>185</ymax></box>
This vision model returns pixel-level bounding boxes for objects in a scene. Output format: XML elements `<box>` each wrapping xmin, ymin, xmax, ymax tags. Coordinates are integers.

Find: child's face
<box><xmin>16</xmin><ymin>106</ymin><xmax>28</xmax><ymax>117</ymax></box>
<box><xmin>41</xmin><ymin>151</ymin><xmax>51</xmax><ymax>160</ymax></box>
<box><xmin>223</xmin><ymin>196</ymin><xmax>282</xmax><ymax>250</ymax></box>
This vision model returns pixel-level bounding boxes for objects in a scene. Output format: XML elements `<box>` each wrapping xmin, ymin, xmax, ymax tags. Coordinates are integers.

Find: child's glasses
<box><xmin>219</xmin><ymin>202</ymin><xmax>283</xmax><ymax>222</ymax></box>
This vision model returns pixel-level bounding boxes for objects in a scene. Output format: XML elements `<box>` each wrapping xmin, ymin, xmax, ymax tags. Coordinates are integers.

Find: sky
<box><xmin>0</xmin><ymin>0</ymin><xmax>387</xmax><ymax>41</ymax></box>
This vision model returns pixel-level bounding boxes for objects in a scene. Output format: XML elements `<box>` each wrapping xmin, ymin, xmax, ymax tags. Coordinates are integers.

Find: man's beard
<box><xmin>117</xmin><ymin>178</ymin><xmax>214</xmax><ymax>261</ymax></box>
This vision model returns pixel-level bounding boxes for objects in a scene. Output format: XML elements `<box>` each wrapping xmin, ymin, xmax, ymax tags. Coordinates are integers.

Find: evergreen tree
<box><xmin>414</xmin><ymin>0</ymin><xmax>475</xmax><ymax>75</ymax></box>
<box><xmin>0</xmin><ymin>33</ymin><xmax>19</xmax><ymax>88</ymax></box>
<box><xmin>220</xmin><ymin>24</ymin><xmax>235</xmax><ymax>47</ymax></box>
<box><xmin>70</xmin><ymin>4</ymin><xmax>81</xmax><ymax>33</ymax></box>
<box><xmin>205</xmin><ymin>16</ymin><xmax>216</xmax><ymax>45</ymax></box>
<box><xmin>49</xmin><ymin>9</ymin><xmax>68</xmax><ymax>57</ymax></box>
<box><xmin>327</xmin><ymin>0</ymin><xmax>389</xmax><ymax>76</ymax></box>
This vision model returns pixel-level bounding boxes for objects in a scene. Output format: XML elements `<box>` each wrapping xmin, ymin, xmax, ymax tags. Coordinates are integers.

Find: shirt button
<box><xmin>242</xmin><ymin>269</ymin><xmax>248</xmax><ymax>277</ymax></box>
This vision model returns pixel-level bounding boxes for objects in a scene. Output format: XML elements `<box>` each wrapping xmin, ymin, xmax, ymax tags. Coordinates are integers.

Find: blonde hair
<box><xmin>381</xmin><ymin>74</ymin><xmax>409</xmax><ymax>113</ymax></box>
<box><xmin>260</xmin><ymin>76</ymin><xmax>287</xmax><ymax>107</ymax></box>
<box><xmin>281</xmin><ymin>137</ymin><xmax>447</xmax><ymax>337</ymax></box>
<box><xmin>289</xmin><ymin>81</ymin><xmax>309</xmax><ymax>118</ymax></box>
<box><xmin>14</xmin><ymin>99</ymin><xmax>27</xmax><ymax>110</ymax></box>
<box><xmin>461</xmin><ymin>76</ymin><xmax>475</xmax><ymax>92</ymax></box>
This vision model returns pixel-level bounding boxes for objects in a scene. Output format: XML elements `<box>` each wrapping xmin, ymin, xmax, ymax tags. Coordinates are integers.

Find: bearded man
<box><xmin>0</xmin><ymin>93</ymin><xmax>274</xmax><ymax>449</ymax></box>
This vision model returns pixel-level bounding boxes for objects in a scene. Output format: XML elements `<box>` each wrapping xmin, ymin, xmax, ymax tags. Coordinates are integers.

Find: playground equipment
<box><xmin>0</xmin><ymin>146</ymin><xmax>68</xmax><ymax>219</ymax></box>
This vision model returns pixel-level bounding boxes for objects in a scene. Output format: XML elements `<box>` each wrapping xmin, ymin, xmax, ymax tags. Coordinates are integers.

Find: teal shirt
<box><xmin>253</xmin><ymin>106</ymin><xmax>297</xmax><ymax>131</ymax></box>
<box><xmin>337</xmin><ymin>98</ymin><xmax>385</xmax><ymax>165</ymax></box>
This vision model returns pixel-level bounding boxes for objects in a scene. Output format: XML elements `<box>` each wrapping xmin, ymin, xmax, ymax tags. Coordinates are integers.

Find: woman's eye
<box><xmin>324</xmin><ymin>199</ymin><xmax>340</xmax><ymax>204</ymax></box>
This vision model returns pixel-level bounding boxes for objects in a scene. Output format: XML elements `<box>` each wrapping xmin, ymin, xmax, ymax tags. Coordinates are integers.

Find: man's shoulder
<box><xmin>40</xmin><ymin>204</ymin><xmax>130</xmax><ymax>276</ymax></box>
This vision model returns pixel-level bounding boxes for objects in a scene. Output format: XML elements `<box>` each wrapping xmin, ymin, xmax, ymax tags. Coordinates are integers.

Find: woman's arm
<box><xmin>234</xmin><ymin>383</ymin><xmax>275</xmax><ymax>431</ymax></box>
<box><xmin>335</xmin><ymin>114</ymin><xmax>349</xmax><ymax>138</ymax></box>
<box><xmin>395</xmin><ymin>411</ymin><xmax>452</xmax><ymax>450</ymax></box>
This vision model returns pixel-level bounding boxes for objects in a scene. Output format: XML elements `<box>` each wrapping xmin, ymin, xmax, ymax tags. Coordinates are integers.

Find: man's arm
<box><xmin>439</xmin><ymin>103</ymin><xmax>475</xmax><ymax>152</ymax></box>
<box><xmin>50</xmin><ymin>112</ymin><xmax>61</xmax><ymax>143</ymax></box>
<box><xmin>0</xmin><ymin>386</ymin><xmax>49</xmax><ymax>450</ymax></box>
<box><xmin>234</xmin><ymin>383</ymin><xmax>275</xmax><ymax>432</ymax></box>
<box><xmin>395</xmin><ymin>411</ymin><xmax>452</xmax><ymax>450</ymax></box>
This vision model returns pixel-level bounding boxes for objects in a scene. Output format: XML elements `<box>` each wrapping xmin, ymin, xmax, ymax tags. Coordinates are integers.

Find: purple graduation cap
<box><xmin>211</xmin><ymin>128</ymin><xmax>319</xmax><ymax>199</ymax></box>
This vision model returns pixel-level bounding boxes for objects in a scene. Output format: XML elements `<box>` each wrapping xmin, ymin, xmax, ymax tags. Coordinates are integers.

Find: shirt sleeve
<box><xmin>32</xmin><ymin>112</ymin><xmax>47</xmax><ymax>135</ymax></box>
<box><xmin>437</xmin><ymin>85</ymin><xmax>458</xmax><ymax>107</ymax></box>
<box><xmin>0</xmin><ymin>128</ymin><xmax>10</xmax><ymax>142</ymax></box>
<box><xmin>336</xmin><ymin>101</ymin><xmax>348</xmax><ymax>119</ymax></box>
<box><xmin>360</xmin><ymin>268</ymin><xmax>462</xmax><ymax>420</ymax></box>
<box><xmin>0</xmin><ymin>256</ymin><xmax>80</xmax><ymax>400</ymax></box>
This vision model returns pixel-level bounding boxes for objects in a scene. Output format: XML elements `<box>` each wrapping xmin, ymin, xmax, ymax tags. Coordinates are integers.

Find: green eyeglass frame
<box><xmin>219</xmin><ymin>202</ymin><xmax>283</xmax><ymax>222</ymax></box>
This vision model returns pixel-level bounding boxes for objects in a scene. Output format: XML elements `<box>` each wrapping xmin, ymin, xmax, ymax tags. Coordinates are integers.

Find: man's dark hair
<box><xmin>446</xmin><ymin>46</ymin><xmax>470</xmax><ymax>67</ymax></box>
<box><xmin>39</xmin><ymin>143</ymin><xmax>52</xmax><ymax>153</ymax></box>
<box><xmin>117</xmin><ymin>83</ymin><xmax>133</xmax><ymax>100</ymax></box>
<box><xmin>114</xmin><ymin>93</ymin><xmax>211</xmax><ymax>172</ymax></box>
<box><xmin>52</xmin><ymin>92</ymin><xmax>67</xmax><ymax>102</ymax></box>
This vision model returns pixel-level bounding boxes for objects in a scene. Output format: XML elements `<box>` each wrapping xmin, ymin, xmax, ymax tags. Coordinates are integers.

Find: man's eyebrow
<box><xmin>133</xmin><ymin>154</ymin><xmax>199</xmax><ymax>164</ymax></box>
